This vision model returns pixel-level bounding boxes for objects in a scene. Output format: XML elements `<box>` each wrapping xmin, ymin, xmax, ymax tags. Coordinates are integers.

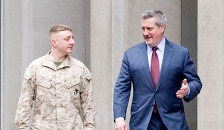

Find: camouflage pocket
<box><xmin>65</xmin><ymin>78</ymin><xmax>80</xmax><ymax>89</ymax></box>
<box><xmin>36</xmin><ymin>81</ymin><xmax>51</xmax><ymax>89</ymax></box>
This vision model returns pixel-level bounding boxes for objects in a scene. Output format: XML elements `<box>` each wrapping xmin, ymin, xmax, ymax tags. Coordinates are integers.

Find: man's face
<box><xmin>141</xmin><ymin>18</ymin><xmax>165</xmax><ymax>47</ymax></box>
<box><xmin>53</xmin><ymin>30</ymin><xmax>75</xmax><ymax>55</ymax></box>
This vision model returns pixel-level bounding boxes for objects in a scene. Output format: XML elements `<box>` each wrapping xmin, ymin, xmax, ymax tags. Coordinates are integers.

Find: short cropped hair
<box><xmin>49</xmin><ymin>24</ymin><xmax>72</xmax><ymax>38</ymax></box>
<box><xmin>141</xmin><ymin>9</ymin><xmax>167</xmax><ymax>27</ymax></box>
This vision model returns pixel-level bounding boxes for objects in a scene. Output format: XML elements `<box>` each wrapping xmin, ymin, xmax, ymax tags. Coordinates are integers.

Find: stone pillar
<box><xmin>3</xmin><ymin>0</ymin><xmax>23</xmax><ymax>129</ymax></box>
<box><xmin>198</xmin><ymin>0</ymin><xmax>224</xmax><ymax>130</ymax></box>
<box><xmin>90</xmin><ymin>0</ymin><xmax>113</xmax><ymax>129</ymax></box>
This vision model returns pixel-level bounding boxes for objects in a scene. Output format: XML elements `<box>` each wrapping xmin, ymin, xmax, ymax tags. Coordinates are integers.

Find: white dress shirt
<box><xmin>147</xmin><ymin>37</ymin><xmax>165</xmax><ymax>71</ymax></box>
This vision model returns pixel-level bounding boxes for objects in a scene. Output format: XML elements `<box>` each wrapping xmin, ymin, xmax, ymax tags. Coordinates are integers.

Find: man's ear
<box><xmin>160</xmin><ymin>25</ymin><xmax>166</xmax><ymax>33</ymax></box>
<box><xmin>50</xmin><ymin>39</ymin><xmax>57</xmax><ymax>47</ymax></box>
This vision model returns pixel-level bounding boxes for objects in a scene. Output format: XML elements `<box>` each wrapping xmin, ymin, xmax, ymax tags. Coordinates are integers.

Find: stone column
<box><xmin>90</xmin><ymin>0</ymin><xmax>113</xmax><ymax>129</ymax></box>
<box><xmin>198</xmin><ymin>0</ymin><xmax>224</xmax><ymax>130</ymax></box>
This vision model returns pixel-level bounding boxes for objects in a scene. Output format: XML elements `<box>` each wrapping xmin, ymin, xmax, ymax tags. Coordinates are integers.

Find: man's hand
<box><xmin>176</xmin><ymin>79</ymin><xmax>189</xmax><ymax>98</ymax></box>
<box><xmin>115</xmin><ymin>118</ymin><xmax>128</xmax><ymax>130</ymax></box>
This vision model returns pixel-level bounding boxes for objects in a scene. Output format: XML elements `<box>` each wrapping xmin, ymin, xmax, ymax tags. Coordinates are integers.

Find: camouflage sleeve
<box><xmin>80</xmin><ymin>66</ymin><xmax>97</xmax><ymax>130</ymax></box>
<box><xmin>15</xmin><ymin>66</ymin><xmax>35</xmax><ymax>130</ymax></box>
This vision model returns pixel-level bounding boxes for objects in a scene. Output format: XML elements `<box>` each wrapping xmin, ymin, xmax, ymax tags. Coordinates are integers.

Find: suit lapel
<box><xmin>138</xmin><ymin>42</ymin><xmax>155</xmax><ymax>90</ymax></box>
<box><xmin>156</xmin><ymin>40</ymin><xmax>173</xmax><ymax>90</ymax></box>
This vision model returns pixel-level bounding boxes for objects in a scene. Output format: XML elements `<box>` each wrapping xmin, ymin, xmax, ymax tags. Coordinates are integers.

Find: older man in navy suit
<box><xmin>113</xmin><ymin>9</ymin><xmax>202</xmax><ymax>130</ymax></box>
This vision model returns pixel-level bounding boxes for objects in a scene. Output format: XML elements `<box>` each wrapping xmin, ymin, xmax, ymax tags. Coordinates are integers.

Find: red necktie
<box><xmin>151</xmin><ymin>47</ymin><xmax>159</xmax><ymax>88</ymax></box>
<box><xmin>151</xmin><ymin>47</ymin><xmax>159</xmax><ymax>113</ymax></box>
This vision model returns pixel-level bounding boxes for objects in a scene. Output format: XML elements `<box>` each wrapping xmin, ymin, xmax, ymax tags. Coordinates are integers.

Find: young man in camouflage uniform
<box><xmin>15</xmin><ymin>24</ymin><xmax>97</xmax><ymax>130</ymax></box>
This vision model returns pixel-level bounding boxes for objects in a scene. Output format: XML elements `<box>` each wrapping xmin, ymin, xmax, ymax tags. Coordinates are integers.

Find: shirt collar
<box><xmin>147</xmin><ymin>37</ymin><xmax>166</xmax><ymax>53</ymax></box>
<box><xmin>42</xmin><ymin>52</ymin><xmax>71</xmax><ymax>70</ymax></box>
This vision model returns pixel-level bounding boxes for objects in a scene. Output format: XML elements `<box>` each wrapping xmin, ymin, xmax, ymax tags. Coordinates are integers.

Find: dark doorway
<box><xmin>181</xmin><ymin>0</ymin><xmax>198</xmax><ymax>130</ymax></box>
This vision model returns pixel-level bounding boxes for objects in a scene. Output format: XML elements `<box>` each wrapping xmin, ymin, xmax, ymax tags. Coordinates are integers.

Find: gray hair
<box><xmin>141</xmin><ymin>9</ymin><xmax>167</xmax><ymax>27</ymax></box>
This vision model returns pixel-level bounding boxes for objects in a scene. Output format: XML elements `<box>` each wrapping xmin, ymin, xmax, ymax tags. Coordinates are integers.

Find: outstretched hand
<box><xmin>176</xmin><ymin>79</ymin><xmax>189</xmax><ymax>98</ymax></box>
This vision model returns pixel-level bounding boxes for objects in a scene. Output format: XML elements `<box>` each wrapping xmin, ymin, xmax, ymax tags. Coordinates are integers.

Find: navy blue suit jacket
<box><xmin>113</xmin><ymin>39</ymin><xmax>202</xmax><ymax>130</ymax></box>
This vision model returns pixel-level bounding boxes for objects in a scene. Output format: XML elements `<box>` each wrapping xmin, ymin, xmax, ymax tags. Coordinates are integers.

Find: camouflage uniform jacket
<box><xmin>15</xmin><ymin>53</ymin><xmax>97</xmax><ymax>130</ymax></box>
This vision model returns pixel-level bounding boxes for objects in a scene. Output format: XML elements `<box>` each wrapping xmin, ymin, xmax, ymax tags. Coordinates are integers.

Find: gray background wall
<box><xmin>1</xmin><ymin>0</ymin><xmax>222</xmax><ymax>130</ymax></box>
<box><xmin>198</xmin><ymin>0</ymin><xmax>224</xmax><ymax>129</ymax></box>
